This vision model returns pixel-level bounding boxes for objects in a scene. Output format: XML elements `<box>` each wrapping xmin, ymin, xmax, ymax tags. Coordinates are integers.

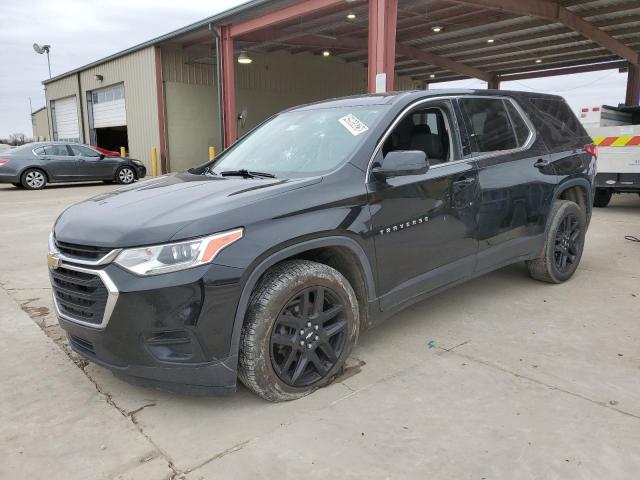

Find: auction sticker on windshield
<box><xmin>339</xmin><ymin>114</ymin><xmax>369</xmax><ymax>136</ymax></box>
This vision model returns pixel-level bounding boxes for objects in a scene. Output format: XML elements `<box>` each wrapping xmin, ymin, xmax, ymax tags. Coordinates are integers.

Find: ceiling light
<box><xmin>429</xmin><ymin>74</ymin><xmax>436</xmax><ymax>78</ymax></box>
<box><xmin>535</xmin><ymin>58</ymin><xmax>542</xmax><ymax>63</ymax></box>
<box><xmin>322</xmin><ymin>50</ymin><xmax>331</xmax><ymax>57</ymax></box>
<box><xmin>237</xmin><ymin>51</ymin><xmax>252</xmax><ymax>64</ymax></box>
<box><xmin>487</xmin><ymin>38</ymin><xmax>495</xmax><ymax>44</ymax></box>
<box><xmin>431</xmin><ymin>26</ymin><xmax>443</xmax><ymax>32</ymax></box>
<box><xmin>346</xmin><ymin>12</ymin><xmax>356</xmax><ymax>21</ymax></box>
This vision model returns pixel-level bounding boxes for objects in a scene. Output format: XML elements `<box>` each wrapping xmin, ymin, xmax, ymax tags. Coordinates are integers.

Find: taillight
<box><xmin>0</xmin><ymin>158</ymin><xmax>10</xmax><ymax>165</ymax></box>
<box><xmin>585</xmin><ymin>144</ymin><xmax>598</xmax><ymax>160</ymax></box>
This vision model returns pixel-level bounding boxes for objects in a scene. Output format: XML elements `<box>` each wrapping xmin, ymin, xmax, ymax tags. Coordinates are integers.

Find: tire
<box><xmin>239</xmin><ymin>259</ymin><xmax>359</xmax><ymax>402</ymax></box>
<box><xmin>21</xmin><ymin>168</ymin><xmax>47</xmax><ymax>190</ymax></box>
<box><xmin>527</xmin><ymin>200</ymin><xmax>586</xmax><ymax>284</ymax></box>
<box><xmin>593</xmin><ymin>188</ymin><xmax>611</xmax><ymax>208</ymax></box>
<box><xmin>115</xmin><ymin>166</ymin><xmax>136</xmax><ymax>185</ymax></box>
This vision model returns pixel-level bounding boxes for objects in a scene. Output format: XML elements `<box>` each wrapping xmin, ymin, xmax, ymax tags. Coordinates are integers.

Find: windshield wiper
<box><xmin>220</xmin><ymin>169</ymin><xmax>276</xmax><ymax>179</ymax></box>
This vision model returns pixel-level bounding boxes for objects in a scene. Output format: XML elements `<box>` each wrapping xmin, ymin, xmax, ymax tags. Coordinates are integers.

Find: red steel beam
<box><xmin>220</xmin><ymin>26</ymin><xmax>237</xmax><ymax>148</ymax></box>
<box><xmin>626</xmin><ymin>63</ymin><xmax>640</xmax><ymax>106</ymax></box>
<box><xmin>229</xmin><ymin>0</ymin><xmax>347</xmax><ymax>38</ymax></box>
<box><xmin>452</xmin><ymin>0</ymin><xmax>640</xmax><ymax>65</ymax></box>
<box><xmin>154</xmin><ymin>46</ymin><xmax>168</xmax><ymax>173</ymax></box>
<box><xmin>395</xmin><ymin>43</ymin><xmax>493</xmax><ymax>82</ymax></box>
<box><xmin>498</xmin><ymin>60</ymin><xmax>627</xmax><ymax>81</ymax></box>
<box><xmin>368</xmin><ymin>0</ymin><xmax>398</xmax><ymax>92</ymax></box>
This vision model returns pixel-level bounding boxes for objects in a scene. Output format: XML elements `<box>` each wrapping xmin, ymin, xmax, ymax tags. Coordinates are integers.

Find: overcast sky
<box><xmin>0</xmin><ymin>0</ymin><xmax>631</xmax><ymax>139</ymax></box>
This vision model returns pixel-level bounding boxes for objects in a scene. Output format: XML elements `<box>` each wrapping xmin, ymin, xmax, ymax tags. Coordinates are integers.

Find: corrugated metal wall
<box><xmin>31</xmin><ymin>109</ymin><xmax>50</xmax><ymax>141</ymax></box>
<box><xmin>78</xmin><ymin>47</ymin><xmax>159</xmax><ymax>169</ymax></box>
<box><xmin>43</xmin><ymin>75</ymin><xmax>79</xmax><ymax>143</ymax></box>
<box><xmin>44</xmin><ymin>47</ymin><xmax>160</xmax><ymax>170</ymax></box>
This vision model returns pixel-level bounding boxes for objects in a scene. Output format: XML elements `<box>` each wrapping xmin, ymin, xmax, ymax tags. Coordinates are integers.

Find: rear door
<box><xmin>69</xmin><ymin>144</ymin><xmax>115</xmax><ymax>179</ymax></box>
<box><xmin>39</xmin><ymin>144</ymin><xmax>80</xmax><ymax>181</ymax></box>
<box><xmin>457</xmin><ymin>96</ymin><xmax>555</xmax><ymax>273</ymax></box>
<box><xmin>368</xmin><ymin>98</ymin><xmax>479</xmax><ymax>312</ymax></box>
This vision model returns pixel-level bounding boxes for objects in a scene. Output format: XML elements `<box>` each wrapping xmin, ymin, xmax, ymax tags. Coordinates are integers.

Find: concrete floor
<box><xmin>1</xmin><ymin>182</ymin><xmax>639</xmax><ymax>479</ymax></box>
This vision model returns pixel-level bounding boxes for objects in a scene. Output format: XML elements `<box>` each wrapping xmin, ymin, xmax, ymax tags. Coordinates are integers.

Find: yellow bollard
<box><xmin>120</xmin><ymin>146</ymin><xmax>126</xmax><ymax>158</ymax></box>
<box><xmin>208</xmin><ymin>146</ymin><xmax>216</xmax><ymax>161</ymax></box>
<box><xmin>151</xmin><ymin>147</ymin><xmax>158</xmax><ymax>176</ymax></box>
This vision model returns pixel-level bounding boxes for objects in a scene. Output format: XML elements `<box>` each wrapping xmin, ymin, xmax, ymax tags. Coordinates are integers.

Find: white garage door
<box><xmin>91</xmin><ymin>84</ymin><xmax>127</xmax><ymax>128</ymax></box>
<box><xmin>53</xmin><ymin>96</ymin><xmax>79</xmax><ymax>142</ymax></box>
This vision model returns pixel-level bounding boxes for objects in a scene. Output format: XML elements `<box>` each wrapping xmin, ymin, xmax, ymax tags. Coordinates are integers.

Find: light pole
<box><xmin>33</xmin><ymin>43</ymin><xmax>51</xmax><ymax>78</ymax></box>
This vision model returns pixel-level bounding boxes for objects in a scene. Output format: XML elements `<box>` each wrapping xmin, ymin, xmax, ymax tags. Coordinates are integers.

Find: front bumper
<box><xmin>51</xmin><ymin>258</ymin><xmax>244</xmax><ymax>395</ymax></box>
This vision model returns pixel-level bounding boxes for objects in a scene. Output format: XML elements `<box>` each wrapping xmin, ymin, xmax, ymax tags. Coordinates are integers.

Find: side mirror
<box><xmin>371</xmin><ymin>150</ymin><xmax>429</xmax><ymax>180</ymax></box>
<box><xmin>99</xmin><ymin>154</ymin><xmax>105</xmax><ymax>160</ymax></box>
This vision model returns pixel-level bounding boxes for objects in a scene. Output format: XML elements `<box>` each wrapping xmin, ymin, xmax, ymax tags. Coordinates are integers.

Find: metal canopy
<box><xmin>199</xmin><ymin>0</ymin><xmax>640</xmax><ymax>85</ymax></box>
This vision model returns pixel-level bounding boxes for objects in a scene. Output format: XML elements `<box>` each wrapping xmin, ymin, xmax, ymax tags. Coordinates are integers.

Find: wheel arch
<box><xmin>227</xmin><ymin>236</ymin><xmax>376</xmax><ymax>364</ymax></box>
<box><xmin>548</xmin><ymin>178</ymin><xmax>592</xmax><ymax>231</ymax></box>
<box><xmin>20</xmin><ymin>165</ymin><xmax>50</xmax><ymax>182</ymax></box>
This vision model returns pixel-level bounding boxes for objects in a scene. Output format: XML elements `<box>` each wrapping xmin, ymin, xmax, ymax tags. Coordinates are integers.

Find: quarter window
<box><xmin>459</xmin><ymin>98</ymin><xmax>523</xmax><ymax>154</ymax></box>
<box><xmin>33</xmin><ymin>147</ymin><xmax>45</xmax><ymax>156</ymax></box>
<box><xmin>43</xmin><ymin>145</ymin><xmax>71</xmax><ymax>156</ymax></box>
<box><xmin>529</xmin><ymin>98</ymin><xmax>583</xmax><ymax>144</ymax></box>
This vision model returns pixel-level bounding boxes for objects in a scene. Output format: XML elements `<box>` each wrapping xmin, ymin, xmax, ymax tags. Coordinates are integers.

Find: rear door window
<box><xmin>43</xmin><ymin>145</ymin><xmax>71</xmax><ymax>156</ymax></box>
<box><xmin>459</xmin><ymin>98</ymin><xmax>518</xmax><ymax>154</ymax></box>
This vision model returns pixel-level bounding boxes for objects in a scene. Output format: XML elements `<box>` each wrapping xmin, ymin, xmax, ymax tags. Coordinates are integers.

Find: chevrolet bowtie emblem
<box><xmin>47</xmin><ymin>253</ymin><xmax>61</xmax><ymax>270</ymax></box>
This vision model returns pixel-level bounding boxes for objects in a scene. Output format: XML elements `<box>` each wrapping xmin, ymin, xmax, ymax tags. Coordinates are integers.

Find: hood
<box><xmin>54</xmin><ymin>171</ymin><xmax>321</xmax><ymax>247</ymax></box>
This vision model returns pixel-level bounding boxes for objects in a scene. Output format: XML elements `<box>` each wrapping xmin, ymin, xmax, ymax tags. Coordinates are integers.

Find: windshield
<box><xmin>209</xmin><ymin>105</ymin><xmax>389</xmax><ymax>177</ymax></box>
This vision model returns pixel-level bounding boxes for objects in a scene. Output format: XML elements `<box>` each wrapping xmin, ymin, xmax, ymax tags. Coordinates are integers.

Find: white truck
<box><xmin>579</xmin><ymin>105</ymin><xmax>640</xmax><ymax>207</ymax></box>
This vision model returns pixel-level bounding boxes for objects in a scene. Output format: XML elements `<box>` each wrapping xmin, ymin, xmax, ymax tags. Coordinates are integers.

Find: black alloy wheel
<box><xmin>270</xmin><ymin>286</ymin><xmax>347</xmax><ymax>387</ymax></box>
<box><xmin>238</xmin><ymin>259</ymin><xmax>359</xmax><ymax>401</ymax></box>
<box><xmin>553</xmin><ymin>213</ymin><xmax>581</xmax><ymax>273</ymax></box>
<box><xmin>527</xmin><ymin>200</ymin><xmax>586</xmax><ymax>284</ymax></box>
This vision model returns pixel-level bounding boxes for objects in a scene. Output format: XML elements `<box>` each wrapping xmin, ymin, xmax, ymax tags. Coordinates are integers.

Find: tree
<box><xmin>8</xmin><ymin>133</ymin><xmax>26</xmax><ymax>146</ymax></box>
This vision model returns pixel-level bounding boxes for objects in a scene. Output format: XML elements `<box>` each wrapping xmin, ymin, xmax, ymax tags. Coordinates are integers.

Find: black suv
<box><xmin>49</xmin><ymin>90</ymin><xmax>595</xmax><ymax>401</ymax></box>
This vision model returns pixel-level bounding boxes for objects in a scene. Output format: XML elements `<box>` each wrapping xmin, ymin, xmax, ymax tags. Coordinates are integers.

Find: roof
<box><xmin>31</xmin><ymin>106</ymin><xmax>47</xmax><ymax>115</ymax></box>
<box><xmin>44</xmin><ymin>0</ymin><xmax>640</xmax><ymax>86</ymax></box>
<box><xmin>286</xmin><ymin>88</ymin><xmax>565</xmax><ymax>113</ymax></box>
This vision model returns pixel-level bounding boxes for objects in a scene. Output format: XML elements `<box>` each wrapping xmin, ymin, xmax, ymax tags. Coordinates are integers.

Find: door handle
<box><xmin>534</xmin><ymin>158</ymin><xmax>550</xmax><ymax>168</ymax></box>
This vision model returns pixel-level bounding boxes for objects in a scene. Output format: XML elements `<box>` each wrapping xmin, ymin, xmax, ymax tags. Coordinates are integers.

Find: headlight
<box><xmin>114</xmin><ymin>228</ymin><xmax>243</xmax><ymax>276</ymax></box>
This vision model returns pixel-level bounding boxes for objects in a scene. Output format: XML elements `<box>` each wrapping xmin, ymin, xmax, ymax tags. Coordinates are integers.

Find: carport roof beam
<box><xmin>229</xmin><ymin>0</ymin><xmax>354</xmax><ymax>38</ymax></box>
<box><xmin>452</xmin><ymin>0</ymin><xmax>640</xmax><ymax>66</ymax></box>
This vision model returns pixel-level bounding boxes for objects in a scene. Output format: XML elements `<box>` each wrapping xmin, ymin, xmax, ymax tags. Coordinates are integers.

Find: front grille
<box><xmin>55</xmin><ymin>240</ymin><xmax>112</xmax><ymax>261</ymax></box>
<box><xmin>51</xmin><ymin>267</ymin><xmax>108</xmax><ymax>325</ymax></box>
